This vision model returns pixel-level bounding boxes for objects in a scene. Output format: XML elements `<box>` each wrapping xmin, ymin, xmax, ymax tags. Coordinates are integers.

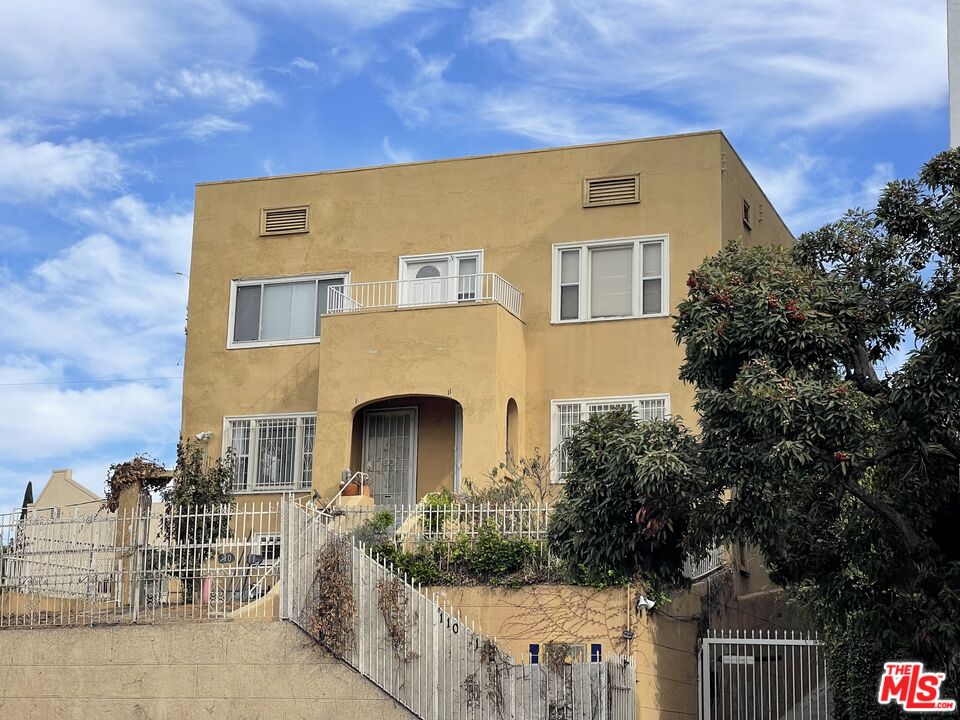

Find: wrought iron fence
<box><xmin>0</xmin><ymin>503</ymin><xmax>280</xmax><ymax>627</ymax></box>
<box><xmin>699</xmin><ymin>629</ymin><xmax>833</xmax><ymax>720</ymax></box>
<box><xmin>283</xmin><ymin>499</ymin><xmax>636</xmax><ymax>720</ymax></box>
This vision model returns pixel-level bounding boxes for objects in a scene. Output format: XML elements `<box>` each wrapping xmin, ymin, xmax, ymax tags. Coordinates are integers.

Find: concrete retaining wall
<box><xmin>0</xmin><ymin>621</ymin><xmax>415</xmax><ymax>719</ymax></box>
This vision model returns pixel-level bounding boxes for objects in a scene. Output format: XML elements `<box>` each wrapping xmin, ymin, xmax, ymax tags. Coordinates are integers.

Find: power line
<box><xmin>0</xmin><ymin>376</ymin><xmax>182</xmax><ymax>388</ymax></box>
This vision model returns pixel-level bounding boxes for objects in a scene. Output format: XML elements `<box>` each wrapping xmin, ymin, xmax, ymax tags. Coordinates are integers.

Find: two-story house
<box><xmin>181</xmin><ymin>130</ymin><xmax>791</xmax><ymax>506</ymax></box>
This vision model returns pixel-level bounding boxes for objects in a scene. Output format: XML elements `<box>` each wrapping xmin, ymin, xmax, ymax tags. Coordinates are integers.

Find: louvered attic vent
<box><xmin>582</xmin><ymin>175</ymin><xmax>640</xmax><ymax>208</ymax></box>
<box><xmin>260</xmin><ymin>206</ymin><xmax>309</xmax><ymax>236</ymax></box>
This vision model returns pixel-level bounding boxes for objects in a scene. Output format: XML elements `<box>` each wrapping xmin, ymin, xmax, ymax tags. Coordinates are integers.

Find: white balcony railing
<box><xmin>325</xmin><ymin>272</ymin><xmax>523</xmax><ymax>319</ymax></box>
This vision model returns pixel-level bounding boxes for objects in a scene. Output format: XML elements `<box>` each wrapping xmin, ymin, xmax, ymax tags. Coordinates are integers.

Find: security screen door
<box><xmin>362</xmin><ymin>408</ymin><xmax>418</xmax><ymax>506</ymax></box>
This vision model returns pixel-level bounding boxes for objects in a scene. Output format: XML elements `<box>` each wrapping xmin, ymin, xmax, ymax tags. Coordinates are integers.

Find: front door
<box><xmin>402</xmin><ymin>258</ymin><xmax>452</xmax><ymax>306</ymax></box>
<box><xmin>362</xmin><ymin>408</ymin><xmax>418</xmax><ymax>506</ymax></box>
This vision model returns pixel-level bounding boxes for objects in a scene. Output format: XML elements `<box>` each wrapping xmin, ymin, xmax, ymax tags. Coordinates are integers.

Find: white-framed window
<box><xmin>550</xmin><ymin>395</ymin><xmax>670</xmax><ymax>480</ymax></box>
<box><xmin>227</xmin><ymin>273</ymin><xmax>349</xmax><ymax>348</ymax></box>
<box><xmin>252</xmin><ymin>533</ymin><xmax>282</xmax><ymax>563</ymax></box>
<box><xmin>398</xmin><ymin>250</ymin><xmax>484</xmax><ymax>305</ymax></box>
<box><xmin>552</xmin><ymin>236</ymin><xmax>667</xmax><ymax>323</ymax></box>
<box><xmin>223</xmin><ymin>413</ymin><xmax>316</xmax><ymax>492</ymax></box>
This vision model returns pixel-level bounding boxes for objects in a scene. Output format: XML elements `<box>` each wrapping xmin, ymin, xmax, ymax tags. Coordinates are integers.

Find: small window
<box><xmin>553</xmin><ymin>238</ymin><xmax>666</xmax><ymax>323</ymax></box>
<box><xmin>742</xmin><ymin>199</ymin><xmax>752</xmax><ymax>230</ymax></box>
<box><xmin>225</xmin><ymin>414</ymin><xmax>316</xmax><ymax>492</ymax></box>
<box><xmin>551</xmin><ymin>395</ymin><xmax>669</xmax><ymax>479</ymax></box>
<box><xmin>229</xmin><ymin>274</ymin><xmax>348</xmax><ymax>347</ymax></box>
<box><xmin>583</xmin><ymin>175</ymin><xmax>639</xmax><ymax>207</ymax></box>
<box><xmin>529</xmin><ymin>643</ymin><xmax>540</xmax><ymax>664</ymax></box>
<box><xmin>261</xmin><ymin>206</ymin><xmax>309</xmax><ymax>236</ymax></box>
<box><xmin>254</xmin><ymin>533</ymin><xmax>282</xmax><ymax>562</ymax></box>
<box><xmin>590</xmin><ymin>643</ymin><xmax>602</xmax><ymax>662</ymax></box>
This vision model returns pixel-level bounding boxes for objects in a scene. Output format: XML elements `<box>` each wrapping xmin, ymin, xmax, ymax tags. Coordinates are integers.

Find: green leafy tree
<box><xmin>548</xmin><ymin>412</ymin><xmax>715</xmax><ymax>588</ymax></box>
<box><xmin>550</xmin><ymin>148</ymin><xmax>960</xmax><ymax>715</ymax></box>
<box><xmin>160</xmin><ymin>441</ymin><xmax>235</xmax><ymax>597</ymax></box>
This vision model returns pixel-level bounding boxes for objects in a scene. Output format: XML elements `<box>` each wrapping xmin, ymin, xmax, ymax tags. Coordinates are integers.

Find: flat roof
<box><xmin>196</xmin><ymin>129</ymin><xmax>726</xmax><ymax>187</ymax></box>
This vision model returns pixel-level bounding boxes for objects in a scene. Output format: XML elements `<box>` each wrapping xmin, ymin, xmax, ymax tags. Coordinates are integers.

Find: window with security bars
<box><xmin>224</xmin><ymin>414</ymin><xmax>316</xmax><ymax>492</ymax></box>
<box><xmin>552</xmin><ymin>396</ymin><xmax>668</xmax><ymax>480</ymax></box>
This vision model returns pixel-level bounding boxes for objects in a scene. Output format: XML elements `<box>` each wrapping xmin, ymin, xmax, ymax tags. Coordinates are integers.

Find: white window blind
<box><xmin>552</xmin><ymin>396</ymin><xmax>668</xmax><ymax>479</ymax></box>
<box><xmin>589</xmin><ymin>246</ymin><xmax>633</xmax><ymax>318</ymax></box>
<box><xmin>230</xmin><ymin>274</ymin><xmax>347</xmax><ymax>346</ymax></box>
<box><xmin>261</xmin><ymin>281</ymin><xmax>315</xmax><ymax>341</ymax></box>
<box><xmin>554</xmin><ymin>238</ymin><xmax>666</xmax><ymax>322</ymax></box>
<box><xmin>225</xmin><ymin>414</ymin><xmax>316</xmax><ymax>492</ymax></box>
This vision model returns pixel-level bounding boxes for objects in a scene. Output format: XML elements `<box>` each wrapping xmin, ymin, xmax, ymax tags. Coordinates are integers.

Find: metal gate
<box><xmin>699</xmin><ymin>630</ymin><xmax>832</xmax><ymax>720</ymax></box>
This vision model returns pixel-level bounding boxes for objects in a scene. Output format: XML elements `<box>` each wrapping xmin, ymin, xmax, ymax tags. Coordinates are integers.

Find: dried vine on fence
<box><xmin>463</xmin><ymin>638</ymin><xmax>511</xmax><ymax>718</ymax></box>
<box><xmin>103</xmin><ymin>455</ymin><xmax>168</xmax><ymax>512</ymax></box>
<box><xmin>306</xmin><ymin>534</ymin><xmax>356</xmax><ymax>657</ymax></box>
<box><xmin>376</xmin><ymin>576</ymin><xmax>417</xmax><ymax>662</ymax></box>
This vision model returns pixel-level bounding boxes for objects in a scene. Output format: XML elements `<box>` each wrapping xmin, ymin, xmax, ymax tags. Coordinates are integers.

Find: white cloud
<box><xmin>72</xmin><ymin>195</ymin><xmax>194</xmax><ymax>272</ymax></box>
<box><xmin>748</xmin><ymin>145</ymin><xmax>896</xmax><ymax>233</ymax></box>
<box><xmin>0</xmin><ymin>196</ymin><xmax>191</xmax><ymax>380</ymax></box>
<box><xmin>169</xmin><ymin>114</ymin><xmax>250</xmax><ymax>141</ymax></box>
<box><xmin>382</xmin><ymin>136</ymin><xmax>416</xmax><ymax>163</ymax></box>
<box><xmin>0</xmin><ymin>122</ymin><xmax>122</xmax><ymax>201</ymax></box>
<box><xmin>387</xmin><ymin>49</ymin><xmax>678</xmax><ymax>145</ymax></box>
<box><xmin>158</xmin><ymin>69</ymin><xmax>275</xmax><ymax>110</ymax></box>
<box><xmin>260</xmin><ymin>0</ymin><xmax>456</xmax><ymax>30</ymax></box>
<box><xmin>0</xmin><ymin>374</ymin><xmax>180</xmax><ymax>463</ymax></box>
<box><xmin>289</xmin><ymin>57</ymin><xmax>321</xmax><ymax>74</ymax></box>
<box><xmin>0</xmin><ymin>1</ymin><xmax>258</xmax><ymax>114</ymax></box>
<box><xmin>468</xmin><ymin>0</ymin><xmax>946</xmax><ymax>131</ymax></box>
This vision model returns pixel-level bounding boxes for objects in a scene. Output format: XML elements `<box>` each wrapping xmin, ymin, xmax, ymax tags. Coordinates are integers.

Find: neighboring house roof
<box><xmin>33</xmin><ymin>469</ymin><xmax>103</xmax><ymax>511</ymax></box>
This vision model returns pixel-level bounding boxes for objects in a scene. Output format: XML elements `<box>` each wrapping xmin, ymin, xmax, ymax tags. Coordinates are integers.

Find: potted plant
<box><xmin>340</xmin><ymin>474</ymin><xmax>371</xmax><ymax>497</ymax></box>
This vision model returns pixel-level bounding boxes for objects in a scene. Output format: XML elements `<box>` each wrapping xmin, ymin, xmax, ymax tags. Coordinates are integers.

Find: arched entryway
<box><xmin>349</xmin><ymin>395</ymin><xmax>462</xmax><ymax>506</ymax></box>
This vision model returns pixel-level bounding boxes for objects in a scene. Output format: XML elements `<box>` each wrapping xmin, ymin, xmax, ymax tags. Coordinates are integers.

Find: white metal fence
<box><xmin>0</xmin><ymin>503</ymin><xmax>280</xmax><ymax>627</ymax></box>
<box><xmin>283</xmin><ymin>499</ymin><xmax>636</xmax><ymax>720</ymax></box>
<box><xmin>699</xmin><ymin>630</ymin><xmax>833</xmax><ymax>720</ymax></box>
<box><xmin>327</xmin><ymin>273</ymin><xmax>524</xmax><ymax>319</ymax></box>
<box><xmin>329</xmin><ymin>502</ymin><xmax>550</xmax><ymax>544</ymax></box>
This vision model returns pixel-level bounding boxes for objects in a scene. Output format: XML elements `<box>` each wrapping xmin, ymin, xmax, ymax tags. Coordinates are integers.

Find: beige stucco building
<box><xmin>181</xmin><ymin>131</ymin><xmax>791</xmax><ymax>505</ymax></box>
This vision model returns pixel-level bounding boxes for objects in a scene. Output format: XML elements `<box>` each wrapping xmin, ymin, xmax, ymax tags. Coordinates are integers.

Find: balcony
<box><xmin>325</xmin><ymin>273</ymin><xmax>523</xmax><ymax>320</ymax></box>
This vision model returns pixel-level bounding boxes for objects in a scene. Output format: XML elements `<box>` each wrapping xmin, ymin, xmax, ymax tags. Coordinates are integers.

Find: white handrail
<box><xmin>326</xmin><ymin>272</ymin><xmax>523</xmax><ymax>319</ymax></box>
<box><xmin>321</xmin><ymin>471</ymin><xmax>370</xmax><ymax>514</ymax></box>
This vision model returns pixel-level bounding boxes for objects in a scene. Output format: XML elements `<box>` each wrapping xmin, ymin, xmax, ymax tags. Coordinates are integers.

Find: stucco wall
<box><xmin>429</xmin><ymin>575</ymin><xmax>802</xmax><ymax>720</ymax></box>
<box><xmin>0</xmin><ymin>621</ymin><xmax>414</xmax><ymax>720</ymax></box>
<box><xmin>182</xmin><ymin>131</ymin><xmax>791</xmax><ymax>498</ymax></box>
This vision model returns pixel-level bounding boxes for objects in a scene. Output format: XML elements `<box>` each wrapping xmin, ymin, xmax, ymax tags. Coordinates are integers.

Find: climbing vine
<box><xmin>306</xmin><ymin>534</ymin><xmax>356</xmax><ymax>657</ymax></box>
<box><xmin>103</xmin><ymin>455</ymin><xmax>168</xmax><ymax>512</ymax></box>
<box><xmin>376</xmin><ymin>576</ymin><xmax>417</xmax><ymax>662</ymax></box>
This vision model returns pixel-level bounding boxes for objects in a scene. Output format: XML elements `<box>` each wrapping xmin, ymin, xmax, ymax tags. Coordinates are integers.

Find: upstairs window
<box><xmin>229</xmin><ymin>273</ymin><xmax>348</xmax><ymax>348</ymax></box>
<box><xmin>553</xmin><ymin>237</ymin><xmax>667</xmax><ymax>323</ymax></box>
<box><xmin>551</xmin><ymin>395</ymin><xmax>669</xmax><ymax>479</ymax></box>
<box><xmin>224</xmin><ymin>414</ymin><xmax>315</xmax><ymax>492</ymax></box>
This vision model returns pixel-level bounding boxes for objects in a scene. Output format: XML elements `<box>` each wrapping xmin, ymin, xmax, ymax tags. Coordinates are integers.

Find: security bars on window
<box><xmin>553</xmin><ymin>396</ymin><xmax>668</xmax><ymax>478</ymax></box>
<box><xmin>225</xmin><ymin>415</ymin><xmax>316</xmax><ymax>492</ymax></box>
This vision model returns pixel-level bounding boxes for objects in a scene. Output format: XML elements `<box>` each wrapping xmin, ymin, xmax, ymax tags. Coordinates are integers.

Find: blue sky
<box><xmin>0</xmin><ymin>0</ymin><xmax>949</xmax><ymax>503</ymax></box>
